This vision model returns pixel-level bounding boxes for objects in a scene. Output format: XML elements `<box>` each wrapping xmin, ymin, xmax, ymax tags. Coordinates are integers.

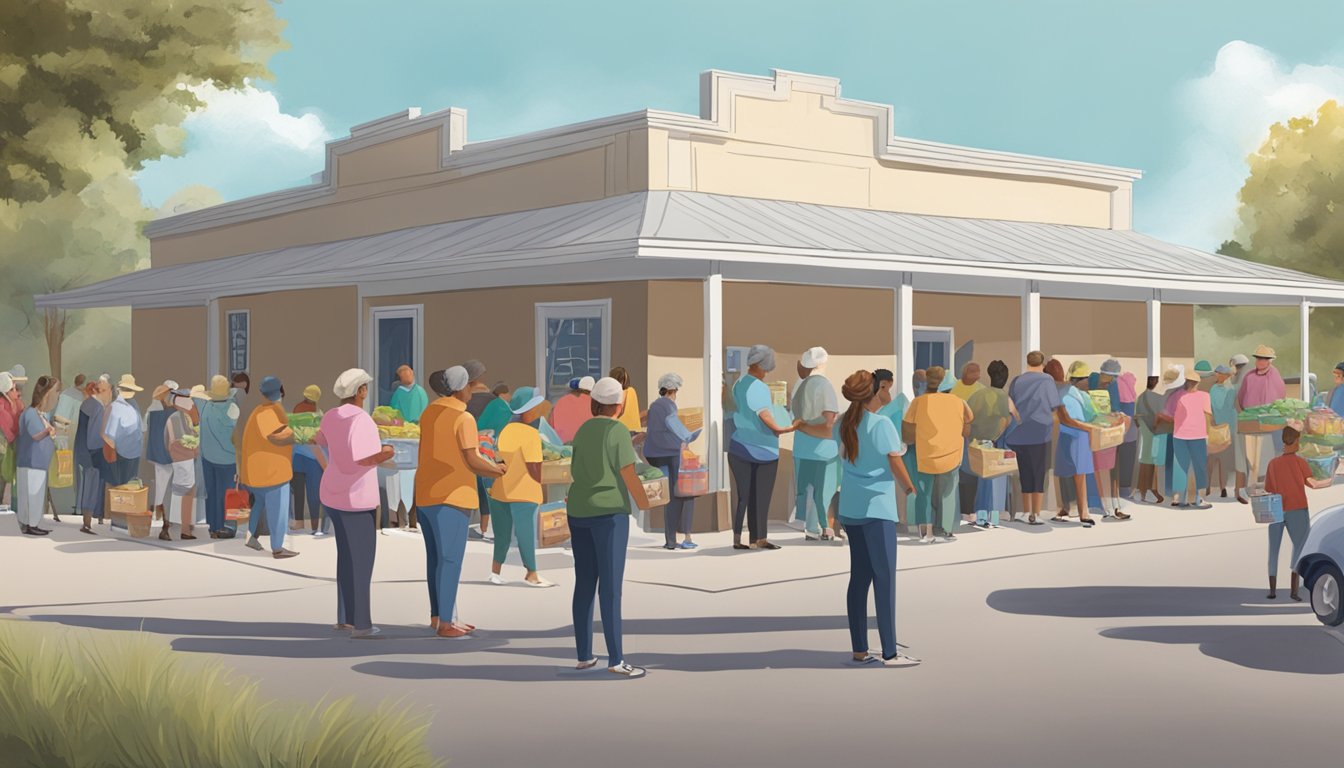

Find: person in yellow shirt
<box><xmin>903</xmin><ymin>366</ymin><xmax>973</xmax><ymax>543</ymax></box>
<box><xmin>487</xmin><ymin>387</ymin><xmax>555</xmax><ymax>588</ymax></box>
<box><xmin>417</xmin><ymin>366</ymin><xmax>506</xmax><ymax>639</ymax></box>
<box><xmin>240</xmin><ymin>376</ymin><xmax>298</xmax><ymax>559</ymax></box>
<box><xmin>949</xmin><ymin>362</ymin><xmax>984</xmax><ymax>401</ymax></box>
<box><xmin>609</xmin><ymin>366</ymin><xmax>645</xmax><ymax>441</ymax></box>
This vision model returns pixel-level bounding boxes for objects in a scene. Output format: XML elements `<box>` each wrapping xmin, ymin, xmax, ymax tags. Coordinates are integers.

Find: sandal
<box><xmin>1112</xmin><ymin>511</ymin><xmax>1132</xmax><ymax>520</ymax></box>
<box><xmin>1050</xmin><ymin>515</ymin><xmax>1070</xmax><ymax>523</ymax></box>
<box><xmin>1080</xmin><ymin>518</ymin><xmax>1096</xmax><ymax>528</ymax></box>
<box><xmin>733</xmin><ymin>543</ymin><xmax>751</xmax><ymax>550</ymax></box>
<box><xmin>80</xmin><ymin>526</ymin><xmax>96</xmax><ymax>535</ymax></box>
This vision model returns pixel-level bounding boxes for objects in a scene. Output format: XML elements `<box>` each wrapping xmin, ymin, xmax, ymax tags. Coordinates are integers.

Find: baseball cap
<box><xmin>590</xmin><ymin>377</ymin><xmax>623</xmax><ymax>406</ymax></box>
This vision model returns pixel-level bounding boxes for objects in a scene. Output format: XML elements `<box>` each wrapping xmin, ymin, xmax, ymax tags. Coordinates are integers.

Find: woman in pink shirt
<box><xmin>550</xmin><ymin>376</ymin><xmax>595</xmax><ymax>444</ymax></box>
<box><xmin>315</xmin><ymin>368</ymin><xmax>395</xmax><ymax>638</ymax></box>
<box><xmin>1160</xmin><ymin>371</ymin><xmax>1213</xmax><ymax>509</ymax></box>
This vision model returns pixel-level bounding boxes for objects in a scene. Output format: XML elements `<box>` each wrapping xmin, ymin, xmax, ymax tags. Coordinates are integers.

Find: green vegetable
<box><xmin>287</xmin><ymin>412</ymin><xmax>321</xmax><ymax>429</ymax></box>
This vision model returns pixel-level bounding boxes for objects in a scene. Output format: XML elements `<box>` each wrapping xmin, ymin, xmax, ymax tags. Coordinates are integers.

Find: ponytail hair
<box><xmin>839</xmin><ymin>370</ymin><xmax>875</xmax><ymax>464</ymax></box>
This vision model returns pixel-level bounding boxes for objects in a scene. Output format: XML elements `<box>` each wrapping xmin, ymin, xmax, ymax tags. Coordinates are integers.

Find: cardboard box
<box><xmin>382</xmin><ymin>438</ymin><xmax>419</xmax><ymax>469</ymax></box>
<box><xmin>538</xmin><ymin>503</ymin><xmax>570</xmax><ymax>547</ymax></box>
<box><xmin>107</xmin><ymin>484</ymin><xmax>148</xmax><ymax>515</ymax></box>
<box><xmin>541</xmin><ymin>460</ymin><xmax>572</xmax><ymax>485</ymax></box>
<box><xmin>642</xmin><ymin>476</ymin><xmax>672</xmax><ymax>507</ymax></box>
<box><xmin>1089</xmin><ymin>423</ymin><xmax>1125</xmax><ymax>451</ymax></box>
<box><xmin>967</xmin><ymin>445</ymin><xmax>1017</xmax><ymax>478</ymax></box>
<box><xmin>678</xmin><ymin>408</ymin><xmax>704</xmax><ymax>432</ymax></box>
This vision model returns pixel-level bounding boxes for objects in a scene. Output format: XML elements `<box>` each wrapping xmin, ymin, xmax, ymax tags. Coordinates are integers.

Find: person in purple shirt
<box><xmin>1236</xmin><ymin>345</ymin><xmax>1287</xmax><ymax>494</ymax></box>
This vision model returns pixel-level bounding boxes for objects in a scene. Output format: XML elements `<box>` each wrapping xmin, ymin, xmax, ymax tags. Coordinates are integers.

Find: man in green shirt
<box><xmin>388</xmin><ymin>365</ymin><xmax>429</xmax><ymax>424</ymax></box>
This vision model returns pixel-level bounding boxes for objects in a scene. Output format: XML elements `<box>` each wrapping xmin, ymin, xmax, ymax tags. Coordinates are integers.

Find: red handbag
<box><xmin>225</xmin><ymin>485</ymin><xmax>251</xmax><ymax>521</ymax></box>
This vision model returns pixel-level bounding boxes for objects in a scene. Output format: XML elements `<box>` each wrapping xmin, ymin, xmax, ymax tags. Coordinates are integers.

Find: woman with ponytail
<box><xmin>836</xmin><ymin>370</ymin><xmax>919</xmax><ymax>667</ymax></box>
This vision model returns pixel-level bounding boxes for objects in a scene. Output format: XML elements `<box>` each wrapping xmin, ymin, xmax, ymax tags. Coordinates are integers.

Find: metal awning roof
<box><xmin>37</xmin><ymin>191</ymin><xmax>1344</xmax><ymax>309</ymax></box>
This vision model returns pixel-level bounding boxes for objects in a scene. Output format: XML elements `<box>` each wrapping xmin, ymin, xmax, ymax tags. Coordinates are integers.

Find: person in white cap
<box><xmin>567</xmin><ymin>376</ymin><xmax>654</xmax><ymax>678</ymax></box>
<box><xmin>643</xmin><ymin>372</ymin><xmax>703</xmax><ymax>550</ymax></box>
<box><xmin>550</xmin><ymin>375</ymin><xmax>596</xmax><ymax>445</ymax></box>
<box><xmin>102</xmin><ymin>374</ymin><xmax>145</xmax><ymax>490</ymax></box>
<box><xmin>415</xmin><ymin>366</ymin><xmax>505</xmax><ymax>638</ymax></box>
<box><xmin>487</xmin><ymin>386</ymin><xmax>556</xmax><ymax>586</ymax></box>
<box><xmin>791</xmin><ymin>346</ymin><xmax>842</xmax><ymax>541</ymax></box>
<box><xmin>728</xmin><ymin>345</ymin><xmax>798</xmax><ymax>550</ymax></box>
<box><xmin>316</xmin><ymin>368</ymin><xmax>394</xmax><ymax>638</ymax></box>
<box><xmin>145</xmin><ymin>380</ymin><xmax>180</xmax><ymax>537</ymax></box>
<box><xmin>163</xmin><ymin>388</ymin><xmax>201</xmax><ymax>540</ymax></box>
<box><xmin>0</xmin><ymin>371</ymin><xmax>20</xmax><ymax>510</ymax></box>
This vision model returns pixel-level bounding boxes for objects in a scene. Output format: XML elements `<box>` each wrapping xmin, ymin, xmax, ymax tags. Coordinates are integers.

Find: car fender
<box><xmin>1298</xmin><ymin>504</ymin><xmax>1344</xmax><ymax>578</ymax></box>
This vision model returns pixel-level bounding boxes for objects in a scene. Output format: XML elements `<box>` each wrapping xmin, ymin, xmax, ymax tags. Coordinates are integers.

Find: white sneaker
<box><xmin>351</xmin><ymin>626</ymin><xmax>382</xmax><ymax>639</ymax></box>
<box><xmin>489</xmin><ymin>574</ymin><xmax>510</xmax><ymax>586</ymax></box>
<box><xmin>881</xmin><ymin>653</ymin><xmax>922</xmax><ymax>667</ymax></box>
<box><xmin>525</xmin><ymin>577</ymin><xmax>556</xmax><ymax>588</ymax></box>
<box><xmin>313</xmin><ymin>530</ymin><xmax>328</xmax><ymax>538</ymax></box>
<box><xmin>608</xmin><ymin>662</ymin><xmax>646</xmax><ymax>678</ymax></box>
<box><xmin>919</xmin><ymin>535</ymin><xmax>935</xmax><ymax>544</ymax></box>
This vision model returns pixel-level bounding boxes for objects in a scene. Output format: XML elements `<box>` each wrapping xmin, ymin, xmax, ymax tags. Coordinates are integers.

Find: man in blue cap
<box><xmin>239</xmin><ymin>375</ymin><xmax>298</xmax><ymax>559</ymax></box>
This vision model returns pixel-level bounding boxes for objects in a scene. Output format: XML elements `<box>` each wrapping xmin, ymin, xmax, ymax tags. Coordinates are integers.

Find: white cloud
<box><xmin>1145</xmin><ymin>41</ymin><xmax>1344</xmax><ymax>250</ymax></box>
<box><xmin>134</xmin><ymin>82</ymin><xmax>333</xmax><ymax>210</ymax></box>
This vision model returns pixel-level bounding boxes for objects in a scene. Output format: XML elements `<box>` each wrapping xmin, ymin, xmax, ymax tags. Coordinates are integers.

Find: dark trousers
<box><xmin>647</xmin><ymin>453</ymin><xmax>692</xmax><ymax>546</ymax></box>
<box><xmin>843</xmin><ymin>517</ymin><xmax>899</xmax><ymax>659</ymax></box>
<box><xmin>728</xmin><ymin>455</ymin><xmax>778</xmax><ymax>541</ymax></box>
<box><xmin>291</xmin><ymin>453</ymin><xmax>324</xmax><ymax>529</ymax></box>
<box><xmin>570</xmin><ymin>513</ymin><xmax>630</xmax><ymax>665</ymax></box>
<box><xmin>202</xmin><ymin>459</ymin><xmax>236</xmax><ymax>533</ymax></box>
<box><xmin>328</xmin><ymin>507</ymin><xmax>377</xmax><ymax>631</ymax></box>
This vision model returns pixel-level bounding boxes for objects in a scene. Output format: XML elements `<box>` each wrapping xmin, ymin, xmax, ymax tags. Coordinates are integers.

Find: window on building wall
<box><xmin>227</xmin><ymin>310</ymin><xmax>249</xmax><ymax>377</ymax></box>
<box><xmin>535</xmin><ymin>300</ymin><xmax>611</xmax><ymax>402</ymax></box>
<box><xmin>369</xmin><ymin>305</ymin><xmax>422</xmax><ymax>409</ymax></box>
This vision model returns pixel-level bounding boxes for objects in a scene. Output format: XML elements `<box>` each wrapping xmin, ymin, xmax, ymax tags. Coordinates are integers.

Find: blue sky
<box><xmin>134</xmin><ymin>0</ymin><xmax>1344</xmax><ymax>250</ymax></box>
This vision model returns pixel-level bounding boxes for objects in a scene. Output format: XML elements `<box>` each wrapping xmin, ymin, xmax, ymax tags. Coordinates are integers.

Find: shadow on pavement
<box><xmin>987</xmin><ymin>586</ymin><xmax>1312</xmax><ymax>618</ymax></box>
<box><xmin>1100</xmin><ymin>625</ymin><xmax>1344</xmax><ymax>674</ymax></box>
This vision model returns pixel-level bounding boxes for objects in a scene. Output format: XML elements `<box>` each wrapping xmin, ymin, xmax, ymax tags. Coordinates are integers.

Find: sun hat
<box><xmin>1194</xmin><ymin>360</ymin><xmax>1214</xmax><ymax>376</ymax></box>
<box><xmin>0</xmin><ymin>373</ymin><xmax>13</xmax><ymax>393</ymax></box>
<box><xmin>577</xmin><ymin>375</ymin><xmax>595</xmax><ymax>392</ymax></box>
<box><xmin>658</xmin><ymin>372</ymin><xmax>684</xmax><ymax>391</ymax></box>
<box><xmin>444</xmin><ymin>366</ymin><xmax>470</xmax><ymax>393</ymax></box>
<box><xmin>1214</xmin><ymin>364</ymin><xmax>1233</xmax><ymax>375</ymax></box>
<box><xmin>152</xmin><ymin>379</ymin><xmax>179</xmax><ymax>399</ymax></box>
<box><xmin>1185</xmin><ymin>370</ymin><xmax>1201</xmax><ymax>384</ymax></box>
<box><xmin>189</xmin><ymin>384</ymin><xmax>206</xmax><ymax>399</ymax></box>
<box><xmin>1099</xmin><ymin>359</ymin><xmax>1122</xmax><ymax>376</ymax></box>
<box><xmin>800</xmin><ymin>347</ymin><xmax>829</xmax><ymax>369</ymax></box>
<box><xmin>1066</xmin><ymin>361</ymin><xmax>1091</xmax><ymax>380</ymax></box>
<box><xmin>303</xmin><ymin>384</ymin><xmax>321</xmax><ymax>402</ymax></box>
<box><xmin>1230</xmin><ymin>354</ymin><xmax>1250</xmax><ymax>366</ymax></box>
<box><xmin>8</xmin><ymin>365</ymin><xmax>27</xmax><ymax>383</ymax></box>
<box><xmin>1159</xmin><ymin>364</ymin><xmax>1185</xmax><ymax>393</ymax></box>
<box><xmin>590</xmin><ymin>377</ymin><xmax>623</xmax><ymax>406</ymax></box>
<box><xmin>333</xmin><ymin>368</ymin><xmax>373</xmax><ymax>399</ymax></box>
<box><xmin>509</xmin><ymin>386</ymin><xmax>546</xmax><ymax>415</ymax></box>
<box><xmin>208</xmin><ymin>375</ymin><xmax>231</xmax><ymax>400</ymax></box>
<box><xmin>1253</xmin><ymin>345</ymin><xmax>1276</xmax><ymax>360</ymax></box>
<box><xmin>116</xmin><ymin>374</ymin><xmax>144</xmax><ymax>393</ymax></box>
<box><xmin>462</xmin><ymin>359</ymin><xmax>486</xmax><ymax>382</ymax></box>
<box><xmin>259</xmin><ymin>376</ymin><xmax>283</xmax><ymax>400</ymax></box>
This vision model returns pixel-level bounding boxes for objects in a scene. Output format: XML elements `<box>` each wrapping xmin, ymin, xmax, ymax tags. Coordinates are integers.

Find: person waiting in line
<box><xmin>73</xmin><ymin>377</ymin><xmax>107</xmax><ymax>534</ymax></box>
<box><xmin>388</xmin><ymin>365</ymin><xmax>429</xmax><ymax>424</ymax></box>
<box><xmin>52</xmin><ymin>373</ymin><xmax>86</xmax><ymax>520</ymax></box>
<box><xmin>609</xmin><ymin>367</ymin><xmax>646</xmax><ymax>442</ymax></box>
<box><xmin>791</xmin><ymin>347</ymin><xmax>841</xmax><ymax>542</ymax></box>
<box><xmin>488</xmin><ymin>386</ymin><xmax>556</xmax><ymax>586</ymax></box>
<box><xmin>316</xmin><ymin>369</ymin><xmax>394</xmax><ymax>639</ymax></box>
<box><xmin>551</xmin><ymin>376</ymin><xmax>595</xmax><ymax>445</ymax></box>
<box><xmin>950</xmin><ymin>362</ymin><xmax>983</xmax><ymax>402</ymax></box>
<box><xmin>418</xmin><ymin>366</ymin><xmax>506</xmax><ymax>638</ymax></box>
<box><xmin>835</xmin><ymin>370</ymin><xmax>919</xmax><ymax>667</ymax></box>
<box><xmin>163</xmin><ymin>388</ymin><xmax>201</xmax><ymax>540</ymax></box>
<box><xmin>1052</xmin><ymin>362</ymin><xmax>1099</xmax><ymax>528</ymax></box>
<box><xmin>952</xmin><ymin>362</ymin><xmax>985</xmax><ymax>524</ymax></box>
<box><xmin>1264</xmin><ymin>426</ymin><xmax>1316</xmax><ymax>601</ymax></box>
<box><xmin>198</xmin><ymin>376</ymin><xmax>241</xmax><ymax>538</ymax></box>
<box><xmin>1236</xmin><ymin>345</ymin><xmax>1287</xmax><ymax>497</ymax></box>
<box><xmin>16</xmin><ymin>376</ymin><xmax>60</xmax><ymax>536</ymax></box>
<box><xmin>145</xmin><ymin>380</ymin><xmax>179</xmax><ymax>538</ymax></box>
<box><xmin>1091</xmin><ymin>360</ymin><xmax>1133</xmax><ymax>520</ymax></box>
<box><xmin>903</xmin><ymin>366</ymin><xmax>973</xmax><ymax>542</ymax></box>
<box><xmin>461</xmin><ymin>359</ymin><xmax>497</xmax><ymax>541</ymax></box>
<box><xmin>1208</xmin><ymin>364</ymin><xmax>1239</xmax><ymax>500</ymax></box>
<box><xmin>728</xmin><ymin>345</ymin><xmax>798</xmax><ymax>551</ymax></box>
<box><xmin>967</xmin><ymin>360</ymin><xmax>1015</xmax><ymax>528</ymax></box>
<box><xmin>644</xmin><ymin>372</ymin><xmax>703</xmax><ymax>551</ymax></box>
<box><xmin>1007</xmin><ymin>352</ymin><xmax>1086</xmax><ymax>525</ymax></box>
<box><xmin>883</xmin><ymin>369</ymin><xmax>925</xmax><ymax>532</ymax></box>
<box><xmin>568</xmin><ymin>376</ymin><xmax>654</xmax><ymax>678</ymax></box>
<box><xmin>1134</xmin><ymin>375</ymin><xmax>1167</xmax><ymax>505</ymax></box>
<box><xmin>240</xmin><ymin>376</ymin><xmax>298</xmax><ymax>559</ymax></box>
<box><xmin>291</xmin><ymin>385</ymin><xmax>327</xmax><ymax>536</ymax></box>
<box><xmin>1157</xmin><ymin>369</ymin><xmax>1213</xmax><ymax>509</ymax></box>
<box><xmin>102</xmin><ymin>375</ymin><xmax>144</xmax><ymax>494</ymax></box>
<box><xmin>477</xmin><ymin>382</ymin><xmax>514</xmax><ymax>441</ymax></box>
<box><xmin>0</xmin><ymin>372</ymin><xmax>22</xmax><ymax>525</ymax></box>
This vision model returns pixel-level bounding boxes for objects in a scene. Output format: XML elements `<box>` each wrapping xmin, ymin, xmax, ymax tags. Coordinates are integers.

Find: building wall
<box><xmin>649</xmin><ymin>89</ymin><xmax>1121</xmax><ymax>228</ymax></box>
<box><xmin>130</xmin><ymin>306</ymin><xmax>207</xmax><ymax>409</ymax></box>
<box><xmin>912</xmin><ymin>293</ymin><xmax>1022</xmax><ymax>375</ymax></box>
<box><xmin>215</xmin><ymin>287</ymin><xmax>358</xmax><ymax>413</ymax></box>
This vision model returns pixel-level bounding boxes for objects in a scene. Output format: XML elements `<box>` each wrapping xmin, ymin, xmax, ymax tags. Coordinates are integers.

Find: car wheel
<box><xmin>1310</xmin><ymin>563</ymin><xmax>1344</xmax><ymax>627</ymax></box>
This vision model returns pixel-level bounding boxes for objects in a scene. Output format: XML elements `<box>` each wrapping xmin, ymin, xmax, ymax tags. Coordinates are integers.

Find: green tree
<box><xmin>0</xmin><ymin>1</ymin><xmax>285</xmax><ymax>378</ymax></box>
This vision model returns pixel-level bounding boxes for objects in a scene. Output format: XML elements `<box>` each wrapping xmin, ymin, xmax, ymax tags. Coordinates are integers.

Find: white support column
<box><xmin>206</xmin><ymin>297</ymin><xmax>219</xmax><ymax>379</ymax></box>
<box><xmin>1301</xmin><ymin>298</ymin><xmax>1312</xmax><ymax>401</ymax></box>
<box><xmin>894</xmin><ymin>274</ymin><xmax>914</xmax><ymax>400</ymax></box>
<box><xmin>1021</xmin><ymin>280</ymin><xmax>1040</xmax><ymax>369</ymax></box>
<box><xmin>1146</xmin><ymin>292</ymin><xmax>1163</xmax><ymax>377</ymax></box>
<box><xmin>704</xmin><ymin>268</ymin><xmax>725</xmax><ymax>492</ymax></box>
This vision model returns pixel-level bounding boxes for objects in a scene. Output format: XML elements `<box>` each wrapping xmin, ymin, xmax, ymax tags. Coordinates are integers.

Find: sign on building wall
<box><xmin>227</xmin><ymin>310</ymin><xmax>249</xmax><ymax>376</ymax></box>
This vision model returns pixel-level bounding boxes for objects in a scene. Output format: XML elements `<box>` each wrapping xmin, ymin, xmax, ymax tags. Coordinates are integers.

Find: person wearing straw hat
<box><xmin>1157</xmin><ymin>370</ymin><xmax>1214</xmax><ymax>509</ymax></box>
<box><xmin>197</xmin><ymin>376</ymin><xmax>241</xmax><ymax>538</ymax></box>
<box><xmin>1236</xmin><ymin>345</ymin><xmax>1287</xmax><ymax>496</ymax></box>
<box><xmin>101</xmin><ymin>374</ymin><xmax>145</xmax><ymax>489</ymax></box>
<box><xmin>291</xmin><ymin>384</ymin><xmax>328</xmax><ymax>536</ymax></box>
<box><xmin>1051</xmin><ymin>362</ymin><xmax>1099</xmax><ymax>527</ymax></box>
<box><xmin>488</xmin><ymin>386</ymin><xmax>556</xmax><ymax>587</ymax></box>
<box><xmin>1089</xmin><ymin>359</ymin><xmax>1132</xmax><ymax>520</ymax></box>
<box><xmin>145</xmin><ymin>380</ymin><xmax>180</xmax><ymax>537</ymax></box>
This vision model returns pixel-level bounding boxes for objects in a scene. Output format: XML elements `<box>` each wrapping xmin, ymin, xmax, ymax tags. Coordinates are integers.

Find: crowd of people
<box><xmin>0</xmin><ymin>339</ymin><xmax>1333</xmax><ymax>675</ymax></box>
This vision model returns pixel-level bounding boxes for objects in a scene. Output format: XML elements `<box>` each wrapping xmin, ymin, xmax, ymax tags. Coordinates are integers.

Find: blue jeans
<box><xmin>1173</xmin><ymin>438</ymin><xmax>1209</xmax><ymax>495</ymax></box>
<box><xmin>202</xmin><ymin>459</ymin><xmax>236</xmax><ymax>533</ymax></box>
<box><xmin>419</xmin><ymin>504</ymin><xmax>471</xmax><ymax>620</ymax></box>
<box><xmin>247</xmin><ymin>482</ymin><xmax>290</xmax><ymax>551</ymax></box>
<box><xmin>291</xmin><ymin>452</ymin><xmax>325</xmax><ymax>530</ymax></box>
<box><xmin>1268</xmin><ymin>508</ymin><xmax>1311</xmax><ymax>577</ymax></box>
<box><xmin>570</xmin><ymin>513</ymin><xmax>630</xmax><ymax>665</ymax></box>
<box><xmin>842</xmin><ymin>517</ymin><xmax>899</xmax><ymax>659</ymax></box>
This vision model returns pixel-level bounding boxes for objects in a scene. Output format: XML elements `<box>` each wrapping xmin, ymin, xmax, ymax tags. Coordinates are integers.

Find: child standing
<box><xmin>1263</xmin><ymin>426</ymin><xmax>1316</xmax><ymax>601</ymax></box>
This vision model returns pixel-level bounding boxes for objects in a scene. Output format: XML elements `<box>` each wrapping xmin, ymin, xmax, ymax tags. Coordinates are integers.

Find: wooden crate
<box><xmin>538</xmin><ymin>504</ymin><xmax>570</xmax><ymax>547</ymax></box>
<box><xmin>540</xmin><ymin>460</ymin><xmax>572</xmax><ymax>485</ymax></box>
<box><xmin>967</xmin><ymin>445</ymin><xmax>1017</xmax><ymax>478</ymax></box>
<box><xmin>1089</xmin><ymin>423</ymin><xmax>1125</xmax><ymax>451</ymax></box>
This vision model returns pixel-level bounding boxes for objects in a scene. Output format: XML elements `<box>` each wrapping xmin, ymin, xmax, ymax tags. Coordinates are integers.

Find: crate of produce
<box><xmin>541</xmin><ymin>459</ymin><xmax>572</xmax><ymax>485</ymax></box>
<box><xmin>1088</xmin><ymin>390</ymin><xmax>1112</xmax><ymax>415</ymax></box>
<box><xmin>1250</xmin><ymin>493</ymin><xmax>1284</xmax><ymax>524</ymax></box>
<box><xmin>1089</xmin><ymin>422</ymin><xmax>1125</xmax><ymax>451</ymax></box>
<box><xmin>677</xmin><ymin>407</ymin><xmax>704</xmax><ymax>432</ymax></box>
<box><xmin>635</xmin><ymin>463</ymin><xmax>670</xmax><ymax>506</ymax></box>
<box><xmin>107</xmin><ymin>483</ymin><xmax>148</xmax><ymax>515</ymax></box>
<box><xmin>676</xmin><ymin>466</ymin><xmax>710</xmax><ymax>497</ymax></box>
<box><xmin>381</xmin><ymin>438</ymin><xmax>419</xmax><ymax>469</ymax></box>
<box><xmin>1238</xmin><ymin>419</ymin><xmax>1279</xmax><ymax>435</ymax></box>
<box><xmin>967</xmin><ymin>444</ymin><xmax>1017</xmax><ymax>478</ymax></box>
<box><xmin>1306</xmin><ymin>454</ymin><xmax>1340</xmax><ymax>485</ymax></box>
<box><xmin>538</xmin><ymin>501</ymin><xmax>570</xmax><ymax>547</ymax></box>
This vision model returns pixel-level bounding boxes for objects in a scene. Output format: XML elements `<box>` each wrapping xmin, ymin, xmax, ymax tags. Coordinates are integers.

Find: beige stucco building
<box><xmin>41</xmin><ymin>69</ymin><xmax>1344</xmax><ymax>529</ymax></box>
